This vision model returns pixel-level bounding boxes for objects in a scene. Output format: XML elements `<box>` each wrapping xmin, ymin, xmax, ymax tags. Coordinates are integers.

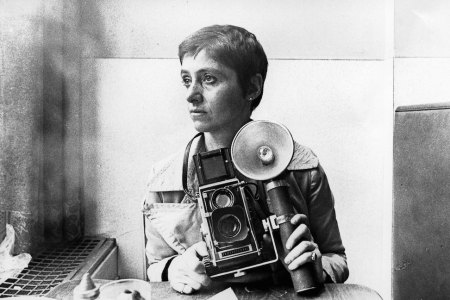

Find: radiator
<box><xmin>0</xmin><ymin>237</ymin><xmax>117</xmax><ymax>297</ymax></box>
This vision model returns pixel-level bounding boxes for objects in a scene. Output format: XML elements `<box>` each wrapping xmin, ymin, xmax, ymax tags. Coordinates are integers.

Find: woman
<box><xmin>143</xmin><ymin>24</ymin><xmax>348</xmax><ymax>294</ymax></box>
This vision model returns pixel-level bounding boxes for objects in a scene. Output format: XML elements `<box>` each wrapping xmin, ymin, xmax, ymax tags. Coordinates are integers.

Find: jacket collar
<box><xmin>147</xmin><ymin>135</ymin><xmax>318</xmax><ymax>192</ymax></box>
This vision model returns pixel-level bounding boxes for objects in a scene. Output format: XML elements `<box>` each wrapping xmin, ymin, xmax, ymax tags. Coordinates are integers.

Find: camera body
<box><xmin>194</xmin><ymin>148</ymin><xmax>278</xmax><ymax>278</ymax></box>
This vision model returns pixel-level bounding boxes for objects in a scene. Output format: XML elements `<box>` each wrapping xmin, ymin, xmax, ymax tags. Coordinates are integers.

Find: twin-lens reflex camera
<box><xmin>192</xmin><ymin>120</ymin><xmax>318</xmax><ymax>293</ymax></box>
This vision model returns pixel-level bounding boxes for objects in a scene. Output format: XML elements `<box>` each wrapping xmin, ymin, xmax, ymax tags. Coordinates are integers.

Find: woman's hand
<box><xmin>283</xmin><ymin>214</ymin><xmax>325</xmax><ymax>283</ymax></box>
<box><xmin>168</xmin><ymin>241</ymin><xmax>212</xmax><ymax>294</ymax></box>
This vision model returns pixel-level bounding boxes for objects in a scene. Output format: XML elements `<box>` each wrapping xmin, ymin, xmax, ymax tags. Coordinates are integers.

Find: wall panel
<box><xmin>395</xmin><ymin>58</ymin><xmax>450</xmax><ymax>108</ymax></box>
<box><xmin>81</xmin><ymin>0</ymin><xmax>385</xmax><ymax>59</ymax></box>
<box><xmin>395</xmin><ymin>0</ymin><xmax>450</xmax><ymax>58</ymax></box>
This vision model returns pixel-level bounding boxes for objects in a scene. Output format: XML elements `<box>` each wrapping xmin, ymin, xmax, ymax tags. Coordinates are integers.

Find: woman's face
<box><xmin>180</xmin><ymin>50</ymin><xmax>251</xmax><ymax>134</ymax></box>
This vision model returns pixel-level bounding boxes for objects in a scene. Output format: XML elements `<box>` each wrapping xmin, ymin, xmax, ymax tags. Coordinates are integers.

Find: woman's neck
<box><xmin>203</xmin><ymin>119</ymin><xmax>251</xmax><ymax>151</ymax></box>
<box><xmin>204</xmin><ymin>131</ymin><xmax>234</xmax><ymax>151</ymax></box>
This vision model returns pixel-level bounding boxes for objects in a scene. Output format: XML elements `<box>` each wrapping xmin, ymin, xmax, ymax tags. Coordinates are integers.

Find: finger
<box><xmin>182</xmin><ymin>275</ymin><xmax>202</xmax><ymax>292</ymax></box>
<box><xmin>182</xmin><ymin>272</ymin><xmax>211</xmax><ymax>292</ymax></box>
<box><xmin>284</xmin><ymin>241</ymin><xmax>316</xmax><ymax>265</ymax></box>
<box><xmin>287</xmin><ymin>251</ymin><xmax>314</xmax><ymax>270</ymax></box>
<box><xmin>182</xmin><ymin>284</ymin><xmax>194</xmax><ymax>294</ymax></box>
<box><xmin>192</xmin><ymin>241</ymin><xmax>209</xmax><ymax>258</ymax></box>
<box><xmin>262</xmin><ymin>233</ymin><xmax>273</xmax><ymax>248</ymax></box>
<box><xmin>184</xmin><ymin>249</ymin><xmax>206</xmax><ymax>271</ymax></box>
<box><xmin>171</xmin><ymin>281</ymin><xmax>185</xmax><ymax>293</ymax></box>
<box><xmin>199</xmin><ymin>273</ymin><xmax>211</xmax><ymax>287</ymax></box>
<box><xmin>263</xmin><ymin>233</ymin><xmax>271</xmax><ymax>243</ymax></box>
<box><xmin>311</xmin><ymin>249</ymin><xmax>325</xmax><ymax>282</ymax></box>
<box><xmin>187</xmin><ymin>269</ymin><xmax>211</xmax><ymax>287</ymax></box>
<box><xmin>192</xmin><ymin>260</ymin><xmax>207</xmax><ymax>274</ymax></box>
<box><xmin>285</xmin><ymin>223</ymin><xmax>312</xmax><ymax>250</ymax></box>
<box><xmin>183</xmin><ymin>250</ymin><xmax>206</xmax><ymax>274</ymax></box>
<box><xmin>290</xmin><ymin>214</ymin><xmax>309</xmax><ymax>226</ymax></box>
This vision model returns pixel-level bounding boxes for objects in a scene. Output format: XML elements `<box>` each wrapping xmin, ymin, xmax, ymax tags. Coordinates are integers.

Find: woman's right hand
<box><xmin>168</xmin><ymin>241</ymin><xmax>212</xmax><ymax>294</ymax></box>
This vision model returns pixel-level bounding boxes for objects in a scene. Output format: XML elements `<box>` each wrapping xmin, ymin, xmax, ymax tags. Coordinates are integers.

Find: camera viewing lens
<box><xmin>211</xmin><ymin>189</ymin><xmax>234</xmax><ymax>209</ymax></box>
<box><xmin>218</xmin><ymin>214</ymin><xmax>241</xmax><ymax>238</ymax></box>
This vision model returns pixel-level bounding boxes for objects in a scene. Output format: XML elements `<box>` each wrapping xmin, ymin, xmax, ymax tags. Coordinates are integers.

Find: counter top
<box><xmin>47</xmin><ymin>279</ymin><xmax>382</xmax><ymax>300</ymax></box>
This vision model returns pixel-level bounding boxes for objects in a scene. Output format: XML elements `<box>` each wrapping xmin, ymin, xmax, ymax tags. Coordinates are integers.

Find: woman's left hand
<box><xmin>283</xmin><ymin>214</ymin><xmax>325</xmax><ymax>283</ymax></box>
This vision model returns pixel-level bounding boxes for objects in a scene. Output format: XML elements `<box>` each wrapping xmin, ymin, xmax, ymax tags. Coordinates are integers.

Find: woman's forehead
<box><xmin>181</xmin><ymin>50</ymin><xmax>234</xmax><ymax>75</ymax></box>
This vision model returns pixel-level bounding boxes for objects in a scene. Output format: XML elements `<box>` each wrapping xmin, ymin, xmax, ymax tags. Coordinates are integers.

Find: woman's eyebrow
<box><xmin>197</xmin><ymin>67</ymin><xmax>221</xmax><ymax>74</ymax></box>
<box><xmin>181</xmin><ymin>67</ymin><xmax>224</xmax><ymax>76</ymax></box>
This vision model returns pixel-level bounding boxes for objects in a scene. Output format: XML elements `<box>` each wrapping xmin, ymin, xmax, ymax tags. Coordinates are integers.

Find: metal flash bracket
<box><xmin>263</xmin><ymin>214</ymin><xmax>295</xmax><ymax>231</ymax></box>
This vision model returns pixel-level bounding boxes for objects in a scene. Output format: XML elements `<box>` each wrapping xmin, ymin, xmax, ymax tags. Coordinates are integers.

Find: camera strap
<box><xmin>248</xmin><ymin>181</ymin><xmax>272</xmax><ymax>219</ymax></box>
<box><xmin>183</xmin><ymin>132</ymin><xmax>204</xmax><ymax>199</ymax></box>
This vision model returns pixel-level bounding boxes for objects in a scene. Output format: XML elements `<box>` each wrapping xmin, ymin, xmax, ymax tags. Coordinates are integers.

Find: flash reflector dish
<box><xmin>231</xmin><ymin>120</ymin><xmax>294</xmax><ymax>181</ymax></box>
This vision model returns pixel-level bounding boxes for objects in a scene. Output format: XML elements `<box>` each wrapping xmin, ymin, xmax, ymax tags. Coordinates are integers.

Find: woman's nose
<box><xmin>186</xmin><ymin>82</ymin><xmax>203</xmax><ymax>103</ymax></box>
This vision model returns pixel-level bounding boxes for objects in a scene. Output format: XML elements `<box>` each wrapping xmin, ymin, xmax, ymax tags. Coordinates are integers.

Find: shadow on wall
<box><xmin>38</xmin><ymin>0</ymin><xmax>112</xmax><ymax>249</ymax></box>
<box><xmin>77</xmin><ymin>0</ymin><xmax>113</xmax><ymax>242</ymax></box>
<box><xmin>0</xmin><ymin>0</ymin><xmax>109</xmax><ymax>255</ymax></box>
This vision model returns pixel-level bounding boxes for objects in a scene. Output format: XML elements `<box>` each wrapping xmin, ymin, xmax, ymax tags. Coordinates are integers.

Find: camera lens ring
<box><xmin>217</xmin><ymin>214</ymin><xmax>242</xmax><ymax>238</ymax></box>
<box><xmin>211</xmin><ymin>189</ymin><xmax>234</xmax><ymax>209</ymax></box>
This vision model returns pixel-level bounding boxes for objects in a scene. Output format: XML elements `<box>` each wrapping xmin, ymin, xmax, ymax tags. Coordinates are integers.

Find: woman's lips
<box><xmin>189</xmin><ymin>109</ymin><xmax>207</xmax><ymax>116</ymax></box>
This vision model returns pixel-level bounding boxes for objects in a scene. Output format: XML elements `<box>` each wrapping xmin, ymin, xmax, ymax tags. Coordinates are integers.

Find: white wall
<box><xmin>81</xmin><ymin>0</ymin><xmax>393</xmax><ymax>297</ymax></box>
<box><xmin>395</xmin><ymin>0</ymin><xmax>450</xmax><ymax>108</ymax></box>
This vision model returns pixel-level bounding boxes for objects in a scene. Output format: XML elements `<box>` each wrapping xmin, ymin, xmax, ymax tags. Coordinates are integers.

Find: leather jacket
<box><xmin>142</xmin><ymin>135</ymin><xmax>349</xmax><ymax>283</ymax></box>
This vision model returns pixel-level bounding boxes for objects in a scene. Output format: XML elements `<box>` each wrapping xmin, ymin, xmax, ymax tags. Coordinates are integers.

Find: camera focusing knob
<box><xmin>202</xmin><ymin>257</ymin><xmax>212</xmax><ymax>267</ymax></box>
<box><xmin>202</xmin><ymin>257</ymin><xmax>215</xmax><ymax>275</ymax></box>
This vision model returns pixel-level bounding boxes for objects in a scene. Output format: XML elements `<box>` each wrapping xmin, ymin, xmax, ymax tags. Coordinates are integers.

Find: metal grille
<box><xmin>0</xmin><ymin>237</ymin><xmax>103</xmax><ymax>297</ymax></box>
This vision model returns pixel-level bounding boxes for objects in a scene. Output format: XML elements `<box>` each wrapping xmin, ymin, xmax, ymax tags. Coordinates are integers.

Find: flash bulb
<box><xmin>257</xmin><ymin>145</ymin><xmax>275</xmax><ymax>165</ymax></box>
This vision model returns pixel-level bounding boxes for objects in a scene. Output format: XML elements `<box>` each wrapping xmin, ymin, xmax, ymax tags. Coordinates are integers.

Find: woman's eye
<box><xmin>202</xmin><ymin>74</ymin><xmax>216</xmax><ymax>84</ymax></box>
<box><xmin>181</xmin><ymin>77</ymin><xmax>191</xmax><ymax>87</ymax></box>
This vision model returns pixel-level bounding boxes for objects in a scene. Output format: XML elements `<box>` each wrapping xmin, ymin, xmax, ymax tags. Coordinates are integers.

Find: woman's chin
<box><xmin>192</xmin><ymin>120</ymin><xmax>213</xmax><ymax>133</ymax></box>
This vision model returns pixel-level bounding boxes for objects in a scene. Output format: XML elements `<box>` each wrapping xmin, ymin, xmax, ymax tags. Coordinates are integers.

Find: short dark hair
<box><xmin>178</xmin><ymin>25</ymin><xmax>268</xmax><ymax>111</ymax></box>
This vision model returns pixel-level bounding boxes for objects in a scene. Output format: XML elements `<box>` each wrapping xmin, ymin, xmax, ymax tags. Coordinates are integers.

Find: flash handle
<box><xmin>265</xmin><ymin>179</ymin><xmax>317</xmax><ymax>293</ymax></box>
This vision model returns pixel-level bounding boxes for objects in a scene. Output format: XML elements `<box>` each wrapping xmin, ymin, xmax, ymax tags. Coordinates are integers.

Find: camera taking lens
<box><xmin>217</xmin><ymin>214</ymin><xmax>241</xmax><ymax>238</ymax></box>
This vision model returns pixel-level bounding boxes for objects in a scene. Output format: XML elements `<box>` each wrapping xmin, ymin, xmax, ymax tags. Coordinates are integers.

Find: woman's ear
<box><xmin>246</xmin><ymin>74</ymin><xmax>263</xmax><ymax>101</ymax></box>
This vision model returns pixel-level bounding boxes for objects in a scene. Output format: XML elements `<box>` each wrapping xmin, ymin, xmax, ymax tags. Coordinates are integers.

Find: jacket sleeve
<box><xmin>143</xmin><ymin>190</ymin><xmax>178</xmax><ymax>282</ymax></box>
<box><xmin>291</xmin><ymin>165</ymin><xmax>349</xmax><ymax>283</ymax></box>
